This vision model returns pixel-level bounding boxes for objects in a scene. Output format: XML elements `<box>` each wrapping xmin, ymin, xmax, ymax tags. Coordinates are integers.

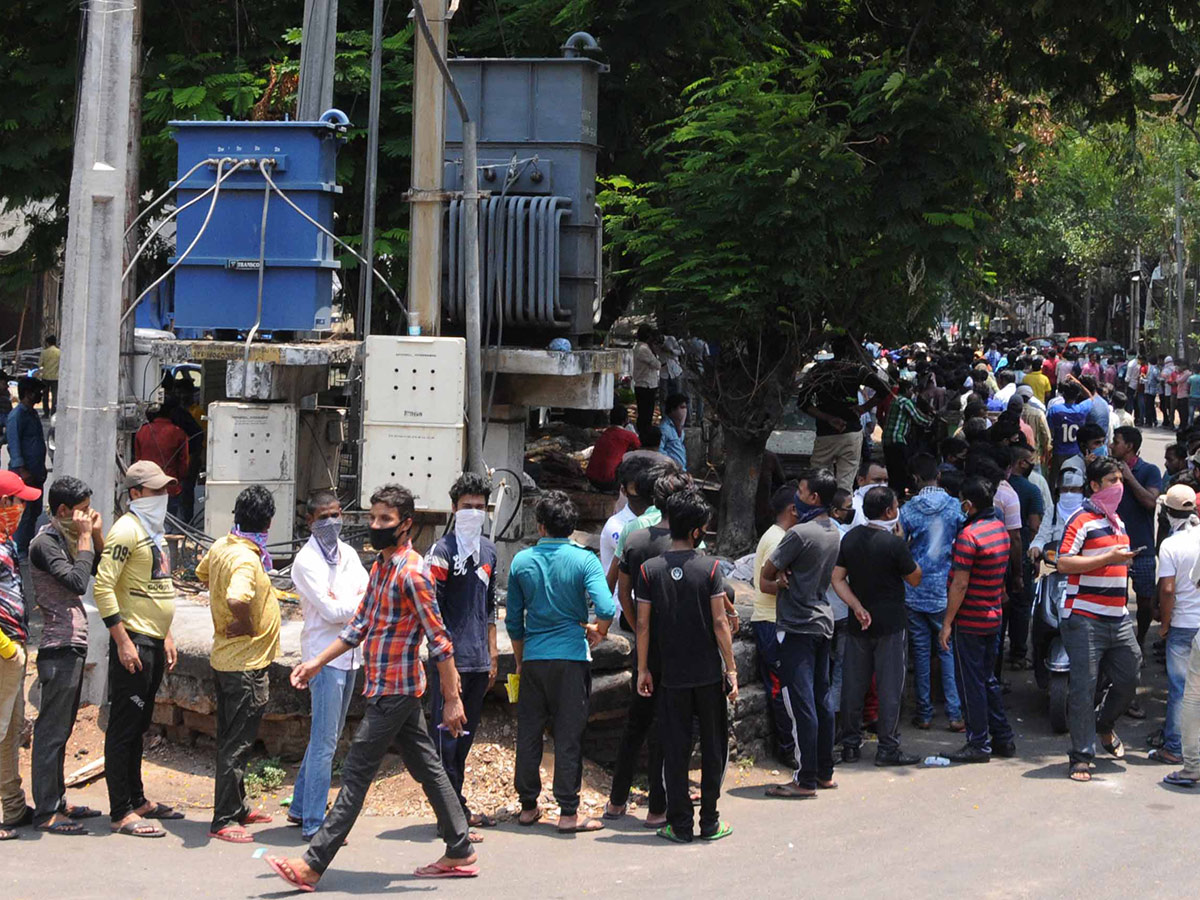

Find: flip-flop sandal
<box><xmin>642</xmin><ymin>818</ymin><xmax>667</xmax><ymax>829</ymax></box>
<box><xmin>817</xmin><ymin>780</ymin><xmax>839</xmax><ymax>790</ymax></box>
<box><xmin>287</xmin><ymin>814</ymin><xmax>303</xmax><ymax>827</ymax></box>
<box><xmin>0</xmin><ymin>828</ymin><xmax>17</xmax><ymax>841</ymax></box>
<box><xmin>1148</xmin><ymin>748</ymin><xmax>1184</xmax><ymax>764</ymax></box>
<box><xmin>557</xmin><ymin>817</ymin><xmax>604</xmax><ymax>834</ymax></box>
<box><xmin>602</xmin><ymin>805</ymin><xmax>626</xmax><ymax>821</ymax></box>
<box><xmin>113</xmin><ymin>821</ymin><xmax>165</xmax><ymax>838</ymax></box>
<box><xmin>241</xmin><ymin>810</ymin><xmax>274</xmax><ymax>825</ymax></box>
<box><xmin>1163</xmin><ymin>770</ymin><xmax>1200</xmax><ymax>787</ymax></box>
<box><xmin>1068</xmin><ymin>763</ymin><xmax>1092</xmax><ymax>783</ymax></box>
<box><xmin>700</xmin><ymin>821</ymin><xmax>733</xmax><ymax>842</ymax></box>
<box><xmin>1101</xmin><ymin>734</ymin><xmax>1125</xmax><ymax>759</ymax></box>
<box><xmin>140</xmin><ymin>803</ymin><xmax>184</xmax><ymax>820</ymax></box>
<box><xmin>208</xmin><ymin>826</ymin><xmax>254</xmax><ymax>843</ymax></box>
<box><xmin>765</xmin><ymin>784</ymin><xmax>817</xmax><ymax>799</ymax></box>
<box><xmin>413</xmin><ymin>862</ymin><xmax>479</xmax><ymax>879</ymax></box>
<box><xmin>655</xmin><ymin>824</ymin><xmax>691</xmax><ymax>844</ymax></box>
<box><xmin>467</xmin><ymin>830</ymin><xmax>484</xmax><ymax>844</ymax></box>
<box><xmin>265</xmin><ymin>856</ymin><xmax>317</xmax><ymax>893</ymax></box>
<box><xmin>469</xmin><ymin>813</ymin><xmax>498</xmax><ymax>828</ymax></box>
<box><xmin>65</xmin><ymin>805</ymin><xmax>102</xmax><ymax>820</ymax></box>
<box><xmin>517</xmin><ymin>810</ymin><xmax>542</xmax><ymax>827</ymax></box>
<box><xmin>36</xmin><ymin>821</ymin><xmax>87</xmax><ymax>836</ymax></box>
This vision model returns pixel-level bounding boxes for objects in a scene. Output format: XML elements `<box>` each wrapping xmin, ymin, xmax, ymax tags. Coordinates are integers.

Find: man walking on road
<box><xmin>266</xmin><ymin>484</ymin><xmax>476</xmax><ymax>889</ymax></box>
<box><xmin>507</xmin><ymin>491</ymin><xmax>614</xmax><ymax>834</ymax></box>
<box><xmin>196</xmin><ymin>485</ymin><xmax>282</xmax><ymax>843</ymax></box>
<box><xmin>94</xmin><ymin>461</ymin><xmax>182</xmax><ymax>837</ymax></box>
<box><xmin>1055</xmin><ymin>457</ymin><xmax>1141</xmax><ymax>783</ymax></box>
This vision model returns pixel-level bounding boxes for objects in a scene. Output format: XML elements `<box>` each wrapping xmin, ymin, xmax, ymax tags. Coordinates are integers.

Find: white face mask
<box><xmin>130</xmin><ymin>494</ymin><xmax>169</xmax><ymax>538</ymax></box>
<box><xmin>867</xmin><ymin>516</ymin><xmax>900</xmax><ymax>534</ymax></box>
<box><xmin>453</xmin><ymin>508</ymin><xmax>487</xmax><ymax>570</ymax></box>
<box><xmin>1057</xmin><ymin>492</ymin><xmax>1083</xmax><ymax>521</ymax></box>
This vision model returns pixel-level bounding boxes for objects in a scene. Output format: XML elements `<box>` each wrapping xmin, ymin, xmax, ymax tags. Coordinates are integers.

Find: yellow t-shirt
<box><xmin>751</xmin><ymin>524</ymin><xmax>786</xmax><ymax>623</ymax></box>
<box><xmin>1022</xmin><ymin>371</ymin><xmax>1051</xmax><ymax>405</ymax></box>
<box><xmin>39</xmin><ymin>345</ymin><xmax>60</xmax><ymax>380</ymax></box>
<box><xmin>94</xmin><ymin>514</ymin><xmax>177</xmax><ymax>640</ymax></box>
<box><xmin>197</xmin><ymin>534</ymin><xmax>281</xmax><ymax>672</ymax></box>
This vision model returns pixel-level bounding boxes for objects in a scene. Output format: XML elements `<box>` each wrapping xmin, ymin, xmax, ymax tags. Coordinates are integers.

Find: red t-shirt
<box><xmin>586</xmin><ymin>427</ymin><xmax>640</xmax><ymax>484</ymax></box>
<box><xmin>949</xmin><ymin>516</ymin><xmax>1010</xmax><ymax>634</ymax></box>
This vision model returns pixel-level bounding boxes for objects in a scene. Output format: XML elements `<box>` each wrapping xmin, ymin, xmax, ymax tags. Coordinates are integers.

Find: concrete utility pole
<box><xmin>58</xmin><ymin>0</ymin><xmax>136</xmax><ymax>522</ymax></box>
<box><xmin>1176</xmin><ymin>164</ymin><xmax>1187</xmax><ymax>360</ymax></box>
<box><xmin>297</xmin><ymin>0</ymin><xmax>339</xmax><ymax>120</ymax></box>
<box><xmin>357</xmin><ymin>0</ymin><xmax>384</xmax><ymax>339</ymax></box>
<box><xmin>407</xmin><ymin>0</ymin><xmax>448</xmax><ymax>335</ymax></box>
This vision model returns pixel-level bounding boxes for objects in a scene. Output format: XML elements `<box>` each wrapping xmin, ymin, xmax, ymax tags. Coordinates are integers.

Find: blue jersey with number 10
<box><xmin>1047</xmin><ymin>400</ymin><xmax>1091</xmax><ymax>456</ymax></box>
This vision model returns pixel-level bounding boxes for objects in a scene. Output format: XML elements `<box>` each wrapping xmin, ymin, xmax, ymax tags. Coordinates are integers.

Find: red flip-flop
<box><xmin>265</xmin><ymin>856</ymin><xmax>317</xmax><ymax>892</ymax></box>
<box><xmin>413</xmin><ymin>862</ymin><xmax>479</xmax><ymax>879</ymax></box>
<box><xmin>209</xmin><ymin>825</ymin><xmax>255</xmax><ymax>843</ymax></box>
<box><xmin>242</xmin><ymin>810</ymin><xmax>274</xmax><ymax>825</ymax></box>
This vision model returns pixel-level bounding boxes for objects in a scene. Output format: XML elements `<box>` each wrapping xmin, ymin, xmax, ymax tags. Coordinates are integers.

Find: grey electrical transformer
<box><xmin>442</xmin><ymin>34</ymin><xmax>607</xmax><ymax>336</ymax></box>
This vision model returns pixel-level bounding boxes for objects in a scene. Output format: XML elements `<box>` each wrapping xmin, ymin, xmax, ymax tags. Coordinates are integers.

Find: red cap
<box><xmin>0</xmin><ymin>471</ymin><xmax>41</xmax><ymax>502</ymax></box>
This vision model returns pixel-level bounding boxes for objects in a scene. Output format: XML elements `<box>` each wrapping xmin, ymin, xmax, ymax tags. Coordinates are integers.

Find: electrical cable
<box><xmin>123</xmin><ymin>156</ymin><xmax>218</xmax><ymax>240</ymax></box>
<box><xmin>121</xmin><ymin>157</ymin><xmax>252</xmax><ymax>325</ymax></box>
<box><xmin>489</xmin><ymin>466</ymin><xmax>524</xmax><ymax>540</ymax></box>
<box><xmin>243</xmin><ymin>162</ymin><xmax>272</xmax><ymax>371</ymax></box>
<box><xmin>121</xmin><ymin>156</ymin><xmax>242</xmax><ymax>284</ymax></box>
<box><xmin>258</xmin><ymin>165</ymin><xmax>410</xmax><ymax>318</ymax></box>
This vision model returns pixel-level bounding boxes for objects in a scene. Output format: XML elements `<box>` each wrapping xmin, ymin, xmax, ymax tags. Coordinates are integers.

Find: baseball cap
<box><xmin>1016</xmin><ymin>384</ymin><xmax>1034</xmax><ymax>399</ymax></box>
<box><xmin>0</xmin><ymin>471</ymin><xmax>41</xmax><ymax>502</ymax></box>
<box><xmin>1164</xmin><ymin>484</ymin><xmax>1197</xmax><ymax>512</ymax></box>
<box><xmin>123</xmin><ymin>460</ymin><xmax>177</xmax><ymax>490</ymax></box>
<box><xmin>1061</xmin><ymin>468</ymin><xmax>1085</xmax><ymax>490</ymax></box>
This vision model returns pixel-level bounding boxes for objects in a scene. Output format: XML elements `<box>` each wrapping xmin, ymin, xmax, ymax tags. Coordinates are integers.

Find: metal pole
<box><xmin>462</xmin><ymin>120</ymin><xmax>484</xmax><ymax>474</ymax></box>
<box><xmin>1177</xmin><ymin>164</ymin><xmax>1187</xmax><ymax>359</ymax></box>
<box><xmin>406</xmin><ymin>0</ymin><xmax>448</xmax><ymax>335</ymax></box>
<box><xmin>58</xmin><ymin>0</ymin><xmax>135</xmax><ymax>525</ymax></box>
<box><xmin>296</xmin><ymin>0</ymin><xmax>339</xmax><ymax>120</ymax></box>
<box><xmin>358</xmin><ymin>0</ymin><xmax>383</xmax><ymax>339</ymax></box>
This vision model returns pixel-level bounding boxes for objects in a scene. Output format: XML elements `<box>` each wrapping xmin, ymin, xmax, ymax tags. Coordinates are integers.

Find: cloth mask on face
<box><xmin>867</xmin><ymin>517</ymin><xmax>901</xmax><ymax>534</ymax></box>
<box><xmin>1089</xmin><ymin>483</ymin><xmax>1125</xmax><ymax>529</ymax></box>
<box><xmin>130</xmin><ymin>494</ymin><xmax>169</xmax><ymax>550</ymax></box>
<box><xmin>1056</xmin><ymin>492</ymin><xmax>1084</xmax><ymax>524</ymax></box>
<box><xmin>369</xmin><ymin>523</ymin><xmax>410</xmax><ymax>551</ymax></box>
<box><xmin>311</xmin><ymin>516</ymin><xmax>342</xmax><ymax>565</ymax></box>
<box><xmin>232</xmin><ymin>525</ymin><xmax>273</xmax><ymax>572</ymax></box>
<box><xmin>0</xmin><ymin>504</ymin><xmax>22</xmax><ymax>539</ymax></box>
<box><xmin>453</xmin><ymin>508</ymin><xmax>487</xmax><ymax>571</ymax></box>
<box><xmin>793</xmin><ymin>495</ymin><xmax>825</xmax><ymax>524</ymax></box>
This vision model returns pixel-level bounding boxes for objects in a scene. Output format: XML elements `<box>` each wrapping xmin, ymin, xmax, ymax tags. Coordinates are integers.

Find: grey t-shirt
<box><xmin>768</xmin><ymin>517</ymin><xmax>841</xmax><ymax>639</ymax></box>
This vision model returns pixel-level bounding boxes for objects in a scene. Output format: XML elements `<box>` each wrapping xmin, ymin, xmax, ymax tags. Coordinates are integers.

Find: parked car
<box><xmin>1077</xmin><ymin>340</ymin><xmax>1125</xmax><ymax>358</ymax></box>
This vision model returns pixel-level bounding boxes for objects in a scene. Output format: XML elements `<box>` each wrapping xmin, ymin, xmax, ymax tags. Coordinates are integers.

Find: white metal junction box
<box><xmin>206</xmin><ymin>402</ymin><xmax>298</xmax><ymax>483</ymax></box>
<box><xmin>204</xmin><ymin>480</ymin><xmax>297</xmax><ymax>554</ymax></box>
<box><xmin>362</xmin><ymin>335</ymin><xmax>466</xmax><ymax>427</ymax></box>
<box><xmin>360</xmin><ymin>423</ymin><xmax>465</xmax><ymax>512</ymax></box>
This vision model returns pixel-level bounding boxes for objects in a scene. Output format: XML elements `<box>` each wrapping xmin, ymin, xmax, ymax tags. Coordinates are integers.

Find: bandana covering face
<box><xmin>793</xmin><ymin>494</ymin><xmax>825</xmax><ymax>524</ymax></box>
<box><xmin>1056</xmin><ymin>492</ymin><xmax>1084</xmax><ymax>525</ymax></box>
<box><xmin>0</xmin><ymin>503</ymin><xmax>22</xmax><ymax>541</ymax></box>
<box><xmin>129</xmin><ymin>494</ymin><xmax>169</xmax><ymax>551</ymax></box>
<box><xmin>233</xmin><ymin>525</ymin><xmax>273</xmax><ymax>572</ymax></box>
<box><xmin>1088</xmin><ymin>483</ymin><xmax>1125</xmax><ymax>530</ymax></box>
<box><xmin>311</xmin><ymin>516</ymin><xmax>342</xmax><ymax>566</ymax></box>
<box><xmin>453</xmin><ymin>508</ymin><xmax>486</xmax><ymax>571</ymax></box>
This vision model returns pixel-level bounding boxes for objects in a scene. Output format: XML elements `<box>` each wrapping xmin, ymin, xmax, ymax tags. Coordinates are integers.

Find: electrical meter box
<box><xmin>360</xmin><ymin>423</ymin><xmax>464</xmax><ymax>513</ymax></box>
<box><xmin>362</xmin><ymin>336</ymin><xmax>466</xmax><ymax>426</ymax></box>
<box><xmin>206</xmin><ymin>402</ymin><xmax>298</xmax><ymax>483</ymax></box>
<box><xmin>204</xmin><ymin>480</ymin><xmax>297</xmax><ymax>553</ymax></box>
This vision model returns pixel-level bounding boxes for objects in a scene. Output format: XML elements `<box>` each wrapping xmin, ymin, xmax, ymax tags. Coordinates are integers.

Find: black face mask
<box><xmin>368</xmin><ymin>522</ymin><xmax>409</xmax><ymax>551</ymax></box>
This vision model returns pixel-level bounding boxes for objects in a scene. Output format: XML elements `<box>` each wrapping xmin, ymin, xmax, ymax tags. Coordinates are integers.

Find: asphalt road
<box><xmin>3</xmin><ymin>428</ymin><xmax>1195</xmax><ymax>899</ymax></box>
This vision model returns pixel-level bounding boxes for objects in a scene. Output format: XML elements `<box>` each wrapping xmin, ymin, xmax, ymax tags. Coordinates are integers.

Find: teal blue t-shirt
<box><xmin>1189</xmin><ymin>372</ymin><xmax>1200</xmax><ymax>399</ymax></box>
<box><xmin>505</xmin><ymin>538</ymin><xmax>615</xmax><ymax>662</ymax></box>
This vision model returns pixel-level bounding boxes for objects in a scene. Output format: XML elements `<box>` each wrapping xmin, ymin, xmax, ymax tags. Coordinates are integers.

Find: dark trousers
<box><xmin>1060</xmin><ymin>613</ymin><xmax>1141</xmax><ymax>764</ymax></box>
<box><xmin>841</xmin><ymin>629</ymin><xmax>906</xmax><ymax>755</ymax></box>
<box><xmin>752</xmin><ymin>620</ymin><xmax>797</xmax><ymax>762</ymax></box>
<box><xmin>515</xmin><ymin>659</ymin><xmax>590</xmax><ymax>816</ymax></box>
<box><xmin>635</xmin><ymin>387</ymin><xmax>658</xmax><ymax>434</ymax></box>
<box><xmin>305</xmin><ymin>693</ymin><xmax>470</xmax><ymax>875</ymax></box>
<box><xmin>952</xmin><ymin>626</ymin><xmax>1013</xmax><ymax>753</ymax></box>
<box><xmin>211</xmin><ymin>668</ymin><xmax>269</xmax><ymax>831</ymax></box>
<box><xmin>1007</xmin><ymin>560</ymin><xmax>1034</xmax><ymax>661</ymax></box>
<box><xmin>429</xmin><ymin>669</ymin><xmax>490</xmax><ymax>818</ymax></box>
<box><xmin>42</xmin><ymin>381</ymin><xmax>56</xmax><ymax>417</ymax></box>
<box><xmin>105</xmin><ymin>635</ymin><xmax>165</xmax><ymax>821</ymax></box>
<box><xmin>659</xmin><ymin>682</ymin><xmax>727</xmax><ymax>840</ymax></box>
<box><xmin>13</xmin><ymin>485</ymin><xmax>42</xmax><ymax>558</ymax></box>
<box><xmin>775</xmin><ymin>633</ymin><xmax>835</xmax><ymax>790</ymax></box>
<box><xmin>883</xmin><ymin>442</ymin><xmax>911</xmax><ymax>497</ymax></box>
<box><xmin>31</xmin><ymin>647</ymin><xmax>85</xmax><ymax>825</ymax></box>
<box><xmin>608</xmin><ymin>681</ymin><xmax>666</xmax><ymax>815</ymax></box>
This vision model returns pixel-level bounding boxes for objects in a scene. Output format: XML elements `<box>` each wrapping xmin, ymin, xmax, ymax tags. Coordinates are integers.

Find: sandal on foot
<box><xmin>765</xmin><ymin>783</ymin><xmax>817</xmax><ymax>799</ymax></box>
<box><xmin>1163</xmin><ymin>769</ymin><xmax>1200</xmax><ymax>787</ymax></box>
<box><xmin>0</xmin><ymin>828</ymin><xmax>16</xmax><ymax>841</ymax></box>
<box><xmin>517</xmin><ymin>810</ymin><xmax>542</xmax><ymax>827</ymax></box>
<box><xmin>700</xmin><ymin>821</ymin><xmax>733</xmax><ymax>841</ymax></box>
<box><xmin>287</xmin><ymin>814</ymin><xmax>303</xmax><ymax>827</ymax></box>
<box><xmin>140</xmin><ymin>803</ymin><xmax>184</xmax><ymax>820</ymax></box>
<box><xmin>817</xmin><ymin>779</ymin><xmax>838</xmax><ymax>790</ymax></box>
<box><xmin>656</xmin><ymin>824</ymin><xmax>692</xmax><ymax>844</ymax></box>
<box><xmin>602</xmin><ymin>804</ymin><xmax>626</xmax><ymax>821</ymax></box>
<box><xmin>642</xmin><ymin>816</ymin><xmax>667</xmax><ymax>829</ymax></box>
<box><xmin>1149</xmin><ymin>748</ymin><xmax>1184</xmax><ymax>765</ymax></box>
<box><xmin>36</xmin><ymin>821</ymin><xmax>87</xmax><ymax>836</ymax></box>
<box><xmin>65</xmin><ymin>805</ymin><xmax>102</xmax><ymax>820</ymax></box>
<box><xmin>208</xmin><ymin>825</ymin><xmax>254</xmax><ymax>843</ymax></box>
<box><xmin>113</xmin><ymin>821</ymin><xmax>165</xmax><ymax>838</ymax></box>
<box><xmin>265</xmin><ymin>856</ymin><xmax>317</xmax><ymax>892</ymax></box>
<box><xmin>557</xmin><ymin>816</ymin><xmax>604</xmax><ymax>834</ymax></box>
<box><xmin>469</xmin><ymin>812</ymin><xmax>497</xmax><ymax>828</ymax></box>
<box><xmin>414</xmin><ymin>862</ymin><xmax>479</xmax><ymax>879</ymax></box>
<box><xmin>1068</xmin><ymin>763</ymin><xmax>1092</xmax><ymax>783</ymax></box>
<box><xmin>1100</xmin><ymin>733</ymin><xmax>1125</xmax><ymax>759</ymax></box>
<box><xmin>241</xmin><ymin>810</ymin><xmax>274</xmax><ymax>825</ymax></box>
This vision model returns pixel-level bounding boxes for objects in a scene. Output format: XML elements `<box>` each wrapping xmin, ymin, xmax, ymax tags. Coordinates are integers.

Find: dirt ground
<box><xmin>17</xmin><ymin>658</ymin><xmax>767</xmax><ymax>824</ymax></box>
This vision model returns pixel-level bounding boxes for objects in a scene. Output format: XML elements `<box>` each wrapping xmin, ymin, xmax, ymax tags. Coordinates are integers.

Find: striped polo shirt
<box><xmin>949</xmin><ymin>514</ymin><xmax>1010</xmax><ymax>634</ymax></box>
<box><xmin>1058</xmin><ymin>504</ymin><xmax>1130</xmax><ymax>618</ymax></box>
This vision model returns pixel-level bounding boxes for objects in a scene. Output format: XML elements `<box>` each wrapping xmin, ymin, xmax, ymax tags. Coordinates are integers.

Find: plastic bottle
<box><xmin>923</xmin><ymin>755</ymin><xmax>951</xmax><ymax>767</ymax></box>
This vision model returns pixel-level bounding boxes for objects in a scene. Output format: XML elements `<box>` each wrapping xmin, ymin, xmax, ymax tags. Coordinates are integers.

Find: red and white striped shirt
<box><xmin>1058</xmin><ymin>505</ymin><xmax>1130</xmax><ymax>618</ymax></box>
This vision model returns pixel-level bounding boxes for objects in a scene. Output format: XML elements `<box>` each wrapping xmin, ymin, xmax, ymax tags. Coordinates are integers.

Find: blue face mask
<box><xmin>794</xmin><ymin>492</ymin><xmax>825</xmax><ymax>523</ymax></box>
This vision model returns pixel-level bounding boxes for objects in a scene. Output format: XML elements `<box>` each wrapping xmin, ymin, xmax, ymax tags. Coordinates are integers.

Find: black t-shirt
<box><xmin>639</xmin><ymin>550</ymin><xmax>725</xmax><ymax>689</ymax></box>
<box><xmin>837</xmin><ymin>525</ymin><xmax>917</xmax><ymax>636</ymax></box>
<box><xmin>620</xmin><ymin>525</ymin><xmax>674</xmax><ymax>597</ymax></box>
<box><xmin>798</xmin><ymin>361</ymin><xmax>881</xmax><ymax>437</ymax></box>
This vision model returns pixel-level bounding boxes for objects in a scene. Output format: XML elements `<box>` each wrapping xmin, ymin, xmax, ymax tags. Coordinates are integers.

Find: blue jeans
<box><xmin>1164</xmin><ymin>626</ymin><xmax>1199</xmax><ymax>756</ymax></box>
<box><xmin>291</xmin><ymin>666</ymin><xmax>356</xmax><ymax>837</ymax></box>
<box><xmin>908</xmin><ymin>609</ymin><xmax>962</xmax><ymax>723</ymax></box>
<box><xmin>952</xmin><ymin>626</ymin><xmax>1013</xmax><ymax>753</ymax></box>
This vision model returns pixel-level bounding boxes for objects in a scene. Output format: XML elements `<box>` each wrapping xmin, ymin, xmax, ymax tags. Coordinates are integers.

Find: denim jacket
<box><xmin>899</xmin><ymin>486</ymin><xmax>965</xmax><ymax>613</ymax></box>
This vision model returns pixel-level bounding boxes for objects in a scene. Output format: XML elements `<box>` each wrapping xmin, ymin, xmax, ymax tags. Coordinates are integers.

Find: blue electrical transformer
<box><xmin>168</xmin><ymin>110</ymin><xmax>349</xmax><ymax>333</ymax></box>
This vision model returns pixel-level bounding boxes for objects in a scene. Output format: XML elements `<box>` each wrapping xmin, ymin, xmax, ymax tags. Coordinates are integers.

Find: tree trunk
<box><xmin>718</xmin><ymin>428</ymin><xmax>766</xmax><ymax>557</ymax></box>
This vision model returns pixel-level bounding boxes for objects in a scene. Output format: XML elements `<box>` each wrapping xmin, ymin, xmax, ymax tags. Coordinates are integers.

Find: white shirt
<box><xmin>995</xmin><ymin>383</ymin><xmax>1017</xmax><ymax>405</ymax></box>
<box><xmin>632</xmin><ymin>342</ymin><xmax>661</xmax><ymax>389</ymax></box>
<box><xmin>600</xmin><ymin>506</ymin><xmax>636</xmax><ymax>607</ymax></box>
<box><xmin>1159</xmin><ymin>527</ymin><xmax>1200</xmax><ymax>629</ymax></box>
<box><xmin>291</xmin><ymin>536</ymin><xmax>369</xmax><ymax>670</ymax></box>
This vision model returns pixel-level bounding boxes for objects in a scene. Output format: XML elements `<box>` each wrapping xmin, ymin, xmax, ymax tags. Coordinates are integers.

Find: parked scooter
<box><xmin>1031</xmin><ymin>549</ymin><xmax>1070</xmax><ymax>733</ymax></box>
